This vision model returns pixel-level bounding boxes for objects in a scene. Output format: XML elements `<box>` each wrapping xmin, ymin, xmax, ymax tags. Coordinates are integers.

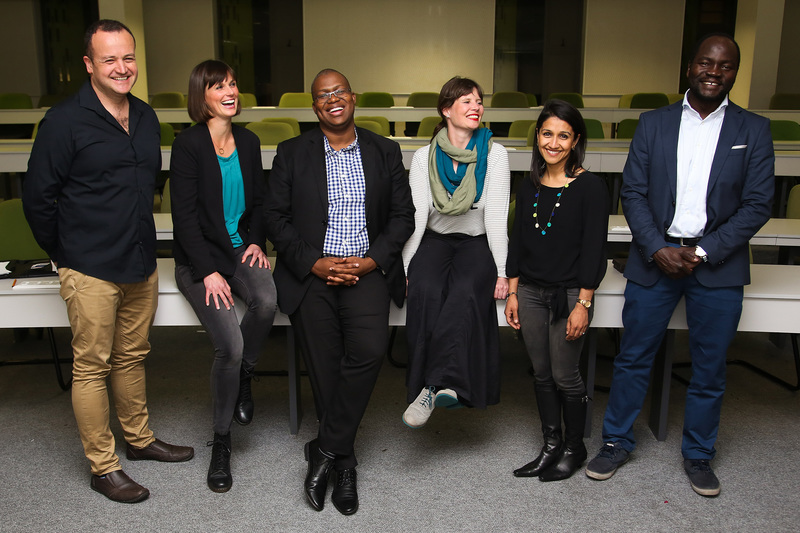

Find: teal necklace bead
<box><xmin>533</xmin><ymin>176</ymin><xmax>569</xmax><ymax>236</ymax></box>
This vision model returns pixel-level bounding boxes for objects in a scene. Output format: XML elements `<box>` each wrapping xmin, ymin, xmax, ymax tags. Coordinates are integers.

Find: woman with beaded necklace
<box><xmin>505</xmin><ymin>99</ymin><xmax>609</xmax><ymax>481</ymax></box>
<box><xmin>401</xmin><ymin>76</ymin><xmax>510</xmax><ymax>429</ymax></box>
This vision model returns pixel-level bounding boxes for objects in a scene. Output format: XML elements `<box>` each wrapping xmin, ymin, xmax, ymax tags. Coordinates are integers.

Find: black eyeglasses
<box><xmin>314</xmin><ymin>88</ymin><xmax>351</xmax><ymax>103</ymax></box>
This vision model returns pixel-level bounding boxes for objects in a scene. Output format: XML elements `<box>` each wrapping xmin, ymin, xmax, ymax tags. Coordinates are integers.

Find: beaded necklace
<box><xmin>533</xmin><ymin>174</ymin><xmax>569</xmax><ymax>236</ymax></box>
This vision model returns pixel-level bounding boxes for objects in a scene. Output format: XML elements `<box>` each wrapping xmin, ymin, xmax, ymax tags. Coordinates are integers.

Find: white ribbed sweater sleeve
<box><xmin>402</xmin><ymin>143</ymin><xmax>510</xmax><ymax>277</ymax></box>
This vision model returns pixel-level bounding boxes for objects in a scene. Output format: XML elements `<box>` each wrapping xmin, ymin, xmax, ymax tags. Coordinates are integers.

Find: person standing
<box><xmin>23</xmin><ymin>19</ymin><xmax>193</xmax><ymax>504</ymax></box>
<box><xmin>585</xmin><ymin>33</ymin><xmax>774</xmax><ymax>497</ymax></box>
<box><xmin>263</xmin><ymin>69</ymin><xmax>414</xmax><ymax>515</ymax></box>
<box><xmin>170</xmin><ymin>60</ymin><xmax>277</xmax><ymax>493</ymax></box>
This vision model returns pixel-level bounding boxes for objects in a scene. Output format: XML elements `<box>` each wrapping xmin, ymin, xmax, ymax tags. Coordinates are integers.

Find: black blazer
<box><xmin>170</xmin><ymin>123</ymin><xmax>267</xmax><ymax>281</ymax></box>
<box><xmin>263</xmin><ymin>127</ymin><xmax>415</xmax><ymax>315</ymax></box>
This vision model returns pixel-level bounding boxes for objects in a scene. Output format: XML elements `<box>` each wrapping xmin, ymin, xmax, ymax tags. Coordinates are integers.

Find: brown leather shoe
<box><xmin>91</xmin><ymin>469</ymin><xmax>149</xmax><ymax>503</ymax></box>
<box><xmin>126</xmin><ymin>438</ymin><xmax>194</xmax><ymax>462</ymax></box>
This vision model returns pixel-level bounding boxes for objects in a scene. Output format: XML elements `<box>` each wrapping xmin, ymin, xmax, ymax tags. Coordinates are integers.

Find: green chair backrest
<box><xmin>159</xmin><ymin>122</ymin><xmax>175</xmax><ymax>146</ymax></box>
<box><xmin>150</xmin><ymin>92</ymin><xmax>185</xmax><ymax>108</ymax></box>
<box><xmin>616</xmin><ymin>119</ymin><xmax>639</xmax><ymax>139</ymax></box>
<box><xmin>261</xmin><ymin>117</ymin><xmax>301</xmax><ymax>137</ymax></box>
<box><xmin>618</xmin><ymin>93</ymin><xmax>634</xmax><ymax>108</ymax></box>
<box><xmin>585</xmin><ymin>118</ymin><xmax>604</xmax><ymax>139</ymax></box>
<box><xmin>353</xmin><ymin>119</ymin><xmax>384</xmax><ymax>136</ymax></box>
<box><xmin>548</xmin><ymin>93</ymin><xmax>584</xmax><ymax>108</ymax></box>
<box><xmin>525</xmin><ymin>93</ymin><xmax>538</xmax><ymax>107</ymax></box>
<box><xmin>769</xmin><ymin>120</ymin><xmax>800</xmax><ymax>141</ymax></box>
<box><xmin>769</xmin><ymin>93</ymin><xmax>800</xmax><ymax>110</ymax></box>
<box><xmin>245</xmin><ymin>121</ymin><xmax>296</xmax><ymax>144</ymax></box>
<box><xmin>418</xmin><ymin>116</ymin><xmax>441</xmax><ymax>138</ymax></box>
<box><xmin>787</xmin><ymin>184</ymin><xmax>800</xmax><ymax>219</ymax></box>
<box><xmin>630</xmin><ymin>92</ymin><xmax>669</xmax><ymax>109</ymax></box>
<box><xmin>406</xmin><ymin>92</ymin><xmax>438</xmax><ymax>107</ymax></box>
<box><xmin>278</xmin><ymin>92</ymin><xmax>313</xmax><ymax>107</ymax></box>
<box><xmin>355</xmin><ymin>116</ymin><xmax>390</xmax><ymax>136</ymax></box>
<box><xmin>509</xmin><ymin>120</ymin><xmax>535</xmax><ymax>138</ymax></box>
<box><xmin>0</xmin><ymin>93</ymin><xmax>33</xmax><ymax>109</ymax></box>
<box><xmin>239</xmin><ymin>93</ymin><xmax>257</xmax><ymax>108</ymax></box>
<box><xmin>0</xmin><ymin>199</ymin><xmax>48</xmax><ymax>260</ymax></box>
<box><xmin>527</xmin><ymin>124</ymin><xmax>537</xmax><ymax>146</ymax></box>
<box><xmin>490</xmin><ymin>91</ymin><xmax>528</xmax><ymax>108</ymax></box>
<box><xmin>357</xmin><ymin>92</ymin><xmax>394</xmax><ymax>107</ymax></box>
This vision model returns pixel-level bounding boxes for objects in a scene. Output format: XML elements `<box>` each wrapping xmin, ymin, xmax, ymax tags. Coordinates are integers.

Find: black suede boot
<box><xmin>514</xmin><ymin>384</ymin><xmax>563</xmax><ymax>477</ymax></box>
<box><xmin>539</xmin><ymin>393</ymin><xmax>588</xmax><ymax>482</ymax></box>
<box><xmin>207</xmin><ymin>432</ymin><xmax>232</xmax><ymax>492</ymax></box>
<box><xmin>234</xmin><ymin>364</ymin><xmax>255</xmax><ymax>425</ymax></box>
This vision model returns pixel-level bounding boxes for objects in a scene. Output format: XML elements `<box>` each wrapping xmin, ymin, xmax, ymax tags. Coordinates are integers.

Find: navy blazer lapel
<box><xmin>662</xmin><ymin>103</ymin><xmax>682</xmax><ymax>199</ymax></box>
<box><xmin>708</xmin><ymin>103</ymin><xmax>744</xmax><ymax>191</ymax></box>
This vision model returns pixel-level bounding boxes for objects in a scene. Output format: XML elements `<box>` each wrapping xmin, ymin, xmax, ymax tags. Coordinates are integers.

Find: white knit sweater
<box><xmin>402</xmin><ymin>142</ymin><xmax>510</xmax><ymax>277</ymax></box>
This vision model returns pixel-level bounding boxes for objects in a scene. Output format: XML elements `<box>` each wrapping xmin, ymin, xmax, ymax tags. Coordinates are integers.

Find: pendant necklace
<box><xmin>533</xmin><ymin>174</ymin><xmax>569</xmax><ymax>236</ymax></box>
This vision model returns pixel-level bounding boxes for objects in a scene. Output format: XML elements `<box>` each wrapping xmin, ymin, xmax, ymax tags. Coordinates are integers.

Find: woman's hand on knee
<box><xmin>204</xmin><ymin>272</ymin><xmax>234</xmax><ymax>310</ymax></box>
<box><xmin>242</xmin><ymin>244</ymin><xmax>270</xmax><ymax>269</ymax></box>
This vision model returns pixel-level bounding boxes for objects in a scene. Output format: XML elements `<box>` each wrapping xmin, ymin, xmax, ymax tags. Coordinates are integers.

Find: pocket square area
<box><xmin>731</xmin><ymin>145</ymin><xmax>747</xmax><ymax>149</ymax></box>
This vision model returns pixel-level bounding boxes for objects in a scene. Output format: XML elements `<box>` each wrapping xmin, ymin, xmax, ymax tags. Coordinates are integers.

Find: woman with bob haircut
<box><xmin>170</xmin><ymin>59</ymin><xmax>277</xmax><ymax>492</ymax></box>
<box><xmin>401</xmin><ymin>76</ymin><xmax>510</xmax><ymax>429</ymax></box>
<box><xmin>505</xmin><ymin>99</ymin><xmax>609</xmax><ymax>481</ymax></box>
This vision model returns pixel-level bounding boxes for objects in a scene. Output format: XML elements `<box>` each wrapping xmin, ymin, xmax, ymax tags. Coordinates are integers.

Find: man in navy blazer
<box><xmin>264</xmin><ymin>69</ymin><xmax>414</xmax><ymax>515</ymax></box>
<box><xmin>586</xmin><ymin>34</ymin><xmax>774</xmax><ymax>497</ymax></box>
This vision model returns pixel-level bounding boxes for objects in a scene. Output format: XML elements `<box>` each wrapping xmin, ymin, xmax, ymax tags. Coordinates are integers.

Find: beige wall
<box><xmin>303</xmin><ymin>0</ymin><xmax>496</xmax><ymax>96</ymax></box>
<box><xmin>777</xmin><ymin>0</ymin><xmax>800</xmax><ymax>94</ymax></box>
<box><xmin>733</xmin><ymin>0</ymin><xmax>785</xmax><ymax>108</ymax></box>
<box><xmin>98</xmin><ymin>0</ymin><xmax>149</xmax><ymax>101</ymax></box>
<box><xmin>142</xmin><ymin>0</ymin><xmax>216</xmax><ymax>97</ymax></box>
<box><xmin>582</xmin><ymin>0</ymin><xmax>686</xmax><ymax>106</ymax></box>
<box><xmin>0</xmin><ymin>0</ymin><xmax>43</xmax><ymax>98</ymax></box>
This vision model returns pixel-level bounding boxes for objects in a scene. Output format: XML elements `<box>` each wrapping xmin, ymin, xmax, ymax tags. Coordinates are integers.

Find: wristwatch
<box><xmin>695</xmin><ymin>246</ymin><xmax>709</xmax><ymax>262</ymax></box>
<box><xmin>577</xmin><ymin>299</ymin><xmax>592</xmax><ymax>309</ymax></box>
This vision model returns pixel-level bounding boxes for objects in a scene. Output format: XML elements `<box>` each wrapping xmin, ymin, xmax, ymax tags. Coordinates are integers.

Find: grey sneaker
<box><xmin>403</xmin><ymin>387</ymin><xmax>435</xmax><ymax>428</ymax></box>
<box><xmin>684</xmin><ymin>459</ymin><xmax>720</xmax><ymax>497</ymax></box>
<box><xmin>434</xmin><ymin>388</ymin><xmax>459</xmax><ymax>408</ymax></box>
<box><xmin>585</xmin><ymin>442</ymin><xmax>630</xmax><ymax>480</ymax></box>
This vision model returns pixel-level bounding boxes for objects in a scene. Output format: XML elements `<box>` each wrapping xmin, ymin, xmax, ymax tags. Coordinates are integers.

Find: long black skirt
<box><xmin>405</xmin><ymin>231</ymin><xmax>500</xmax><ymax>408</ymax></box>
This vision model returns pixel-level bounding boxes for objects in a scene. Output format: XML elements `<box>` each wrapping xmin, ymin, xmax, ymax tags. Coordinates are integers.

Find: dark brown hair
<box><xmin>432</xmin><ymin>76</ymin><xmax>484</xmax><ymax>139</ymax></box>
<box><xmin>84</xmin><ymin>19</ymin><xmax>135</xmax><ymax>58</ymax></box>
<box><xmin>186</xmin><ymin>60</ymin><xmax>241</xmax><ymax>123</ymax></box>
<box><xmin>529</xmin><ymin>99</ymin><xmax>587</xmax><ymax>185</ymax></box>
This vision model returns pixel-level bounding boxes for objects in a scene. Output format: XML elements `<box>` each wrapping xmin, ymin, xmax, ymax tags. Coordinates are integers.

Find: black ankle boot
<box><xmin>514</xmin><ymin>384</ymin><xmax>562</xmax><ymax>477</ymax></box>
<box><xmin>539</xmin><ymin>394</ymin><xmax>588</xmax><ymax>482</ymax></box>
<box><xmin>234</xmin><ymin>365</ymin><xmax>254</xmax><ymax>425</ymax></box>
<box><xmin>207</xmin><ymin>432</ymin><xmax>232</xmax><ymax>492</ymax></box>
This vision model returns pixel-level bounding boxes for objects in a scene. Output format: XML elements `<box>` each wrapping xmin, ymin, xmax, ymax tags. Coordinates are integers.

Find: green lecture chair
<box><xmin>618</xmin><ymin>94</ymin><xmax>634</xmax><ymax>108</ymax></box>
<box><xmin>261</xmin><ymin>117</ymin><xmax>301</xmax><ymax>137</ymax></box>
<box><xmin>357</xmin><ymin>92</ymin><xmax>394</xmax><ymax>107</ymax></box>
<box><xmin>490</xmin><ymin>91</ymin><xmax>528</xmax><ymax>108</ymax></box>
<box><xmin>353</xmin><ymin>119</ymin><xmax>384</xmax><ymax>136</ymax></box>
<box><xmin>769</xmin><ymin>120</ymin><xmax>800</xmax><ymax>141</ymax></box>
<box><xmin>787</xmin><ymin>184</ymin><xmax>800</xmax><ymax>219</ymax></box>
<box><xmin>150</xmin><ymin>92</ymin><xmax>185</xmax><ymax>108</ymax></box>
<box><xmin>525</xmin><ymin>93</ymin><xmax>538</xmax><ymax>107</ymax></box>
<box><xmin>239</xmin><ymin>93</ymin><xmax>257</xmax><ymax>108</ymax></box>
<box><xmin>355</xmin><ymin>116</ymin><xmax>390</xmax><ymax>136</ymax></box>
<box><xmin>417</xmin><ymin>116</ymin><xmax>441</xmax><ymax>138</ymax></box>
<box><xmin>406</xmin><ymin>92</ymin><xmax>438</xmax><ymax>107</ymax></box>
<box><xmin>278</xmin><ymin>92</ymin><xmax>313</xmax><ymax>107</ymax></box>
<box><xmin>159</xmin><ymin>123</ymin><xmax>175</xmax><ymax>146</ymax></box>
<box><xmin>630</xmin><ymin>92</ymin><xmax>669</xmax><ymax>109</ymax></box>
<box><xmin>508</xmin><ymin>120</ymin><xmax>535</xmax><ymax>138</ymax></box>
<box><xmin>0</xmin><ymin>92</ymin><xmax>34</xmax><ymax>138</ymax></box>
<box><xmin>245</xmin><ymin>121</ymin><xmax>295</xmax><ymax>144</ymax></box>
<box><xmin>769</xmin><ymin>93</ymin><xmax>800</xmax><ymax>110</ymax></box>
<box><xmin>548</xmin><ymin>93</ymin><xmax>584</xmax><ymax>108</ymax></box>
<box><xmin>405</xmin><ymin>92</ymin><xmax>438</xmax><ymax>135</ymax></box>
<box><xmin>616</xmin><ymin>119</ymin><xmax>639</xmax><ymax>139</ymax></box>
<box><xmin>0</xmin><ymin>199</ymin><xmax>47</xmax><ymax>260</ymax></box>
<box><xmin>585</xmin><ymin>118</ymin><xmax>605</xmax><ymax>139</ymax></box>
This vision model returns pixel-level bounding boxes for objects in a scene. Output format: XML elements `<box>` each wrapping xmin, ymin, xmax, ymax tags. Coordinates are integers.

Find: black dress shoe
<box><xmin>126</xmin><ymin>438</ymin><xmax>194</xmax><ymax>462</ymax></box>
<box><xmin>91</xmin><ymin>469</ymin><xmax>149</xmax><ymax>503</ymax></box>
<box><xmin>207</xmin><ymin>433</ymin><xmax>232</xmax><ymax>493</ymax></box>
<box><xmin>304</xmin><ymin>439</ymin><xmax>334</xmax><ymax>511</ymax></box>
<box><xmin>331</xmin><ymin>468</ymin><xmax>359</xmax><ymax>515</ymax></box>
<box><xmin>234</xmin><ymin>365</ymin><xmax>255</xmax><ymax>425</ymax></box>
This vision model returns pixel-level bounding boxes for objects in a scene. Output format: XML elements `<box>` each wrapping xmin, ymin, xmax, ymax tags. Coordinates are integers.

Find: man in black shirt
<box><xmin>23</xmin><ymin>19</ymin><xmax>193</xmax><ymax>504</ymax></box>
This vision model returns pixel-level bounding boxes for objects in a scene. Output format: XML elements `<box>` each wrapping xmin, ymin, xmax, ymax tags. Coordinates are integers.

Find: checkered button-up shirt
<box><xmin>322</xmin><ymin>132</ymin><xmax>369</xmax><ymax>257</ymax></box>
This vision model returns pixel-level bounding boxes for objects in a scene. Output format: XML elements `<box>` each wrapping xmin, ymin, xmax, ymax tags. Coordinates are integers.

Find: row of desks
<box><xmin>4</xmin><ymin>107</ymin><xmax>800</xmax><ymax>124</ymax></box>
<box><xmin>5</xmin><ymin>143</ymin><xmax>800</xmax><ymax>175</ymax></box>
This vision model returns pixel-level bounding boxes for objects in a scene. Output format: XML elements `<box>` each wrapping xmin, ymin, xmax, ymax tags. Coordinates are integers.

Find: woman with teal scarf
<box><xmin>401</xmin><ymin>77</ymin><xmax>510</xmax><ymax>429</ymax></box>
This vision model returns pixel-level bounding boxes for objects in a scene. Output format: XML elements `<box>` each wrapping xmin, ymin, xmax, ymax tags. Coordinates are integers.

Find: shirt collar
<box><xmin>682</xmin><ymin>89</ymin><xmax>729</xmax><ymax>119</ymax></box>
<box><xmin>323</xmin><ymin>127</ymin><xmax>359</xmax><ymax>155</ymax></box>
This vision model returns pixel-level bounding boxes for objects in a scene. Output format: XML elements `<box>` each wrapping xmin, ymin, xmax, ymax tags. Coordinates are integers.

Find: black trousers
<box><xmin>291</xmin><ymin>270</ymin><xmax>390</xmax><ymax>470</ymax></box>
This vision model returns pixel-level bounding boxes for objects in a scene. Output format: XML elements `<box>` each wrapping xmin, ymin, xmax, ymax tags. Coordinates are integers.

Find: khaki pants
<box><xmin>59</xmin><ymin>268</ymin><xmax>158</xmax><ymax>475</ymax></box>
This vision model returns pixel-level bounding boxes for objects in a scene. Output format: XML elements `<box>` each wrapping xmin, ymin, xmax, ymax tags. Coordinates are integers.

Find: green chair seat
<box><xmin>355</xmin><ymin>116</ymin><xmax>390</xmax><ymax>136</ymax></box>
<box><xmin>357</xmin><ymin>92</ymin><xmax>394</xmax><ymax>107</ymax></box>
<box><xmin>418</xmin><ymin>116</ymin><xmax>441</xmax><ymax>138</ymax></box>
<box><xmin>490</xmin><ymin>91</ymin><xmax>528</xmax><ymax>108</ymax></box>
<box><xmin>630</xmin><ymin>92</ymin><xmax>669</xmax><ymax>109</ymax></box>
<box><xmin>353</xmin><ymin>119</ymin><xmax>383</xmax><ymax>136</ymax></box>
<box><xmin>245</xmin><ymin>121</ymin><xmax>296</xmax><ymax>144</ymax></box>
<box><xmin>278</xmin><ymin>92</ymin><xmax>313</xmax><ymax>107</ymax></box>
<box><xmin>150</xmin><ymin>92</ymin><xmax>185</xmax><ymax>108</ymax></box>
<box><xmin>769</xmin><ymin>120</ymin><xmax>800</xmax><ymax>141</ymax></box>
<box><xmin>525</xmin><ymin>93</ymin><xmax>538</xmax><ymax>107</ymax></box>
<box><xmin>509</xmin><ymin>120</ymin><xmax>535</xmax><ymax>138</ymax></box>
<box><xmin>616</xmin><ymin>119</ymin><xmax>639</xmax><ymax>139</ymax></box>
<box><xmin>548</xmin><ymin>93</ymin><xmax>584</xmax><ymax>108</ymax></box>
<box><xmin>239</xmin><ymin>93</ymin><xmax>257</xmax><ymax>108</ymax></box>
<box><xmin>261</xmin><ymin>117</ymin><xmax>301</xmax><ymax>137</ymax></box>
<box><xmin>406</xmin><ymin>92</ymin><xmax>438</xmax><ymax>107</ymax></box>
<box><xmin>585</xmin><ymin>118</ymin><xmax>604</xmax><ymax>139</ymax></box>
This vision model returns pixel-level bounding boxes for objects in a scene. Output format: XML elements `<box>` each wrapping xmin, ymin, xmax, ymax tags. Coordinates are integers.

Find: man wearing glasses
<box><xmin>264</xmin><ymin>69</ymin><xmax>414</xmax><ymax>515</ymax></box>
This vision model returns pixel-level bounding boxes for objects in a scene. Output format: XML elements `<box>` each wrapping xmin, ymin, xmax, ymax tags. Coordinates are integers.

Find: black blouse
<box><xmin>507</xmin><ymin>170</ymin><xmax>609</xmax><ymax>289</ymax></box>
